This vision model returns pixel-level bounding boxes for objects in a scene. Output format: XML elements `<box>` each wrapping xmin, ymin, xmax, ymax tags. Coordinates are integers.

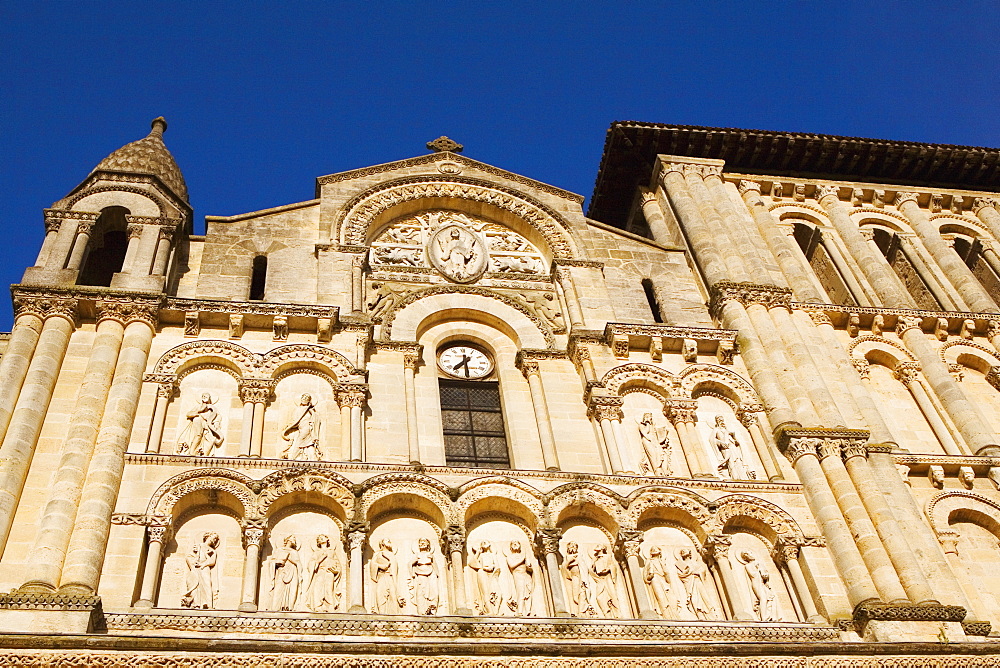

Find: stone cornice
<box><xmin>163</xmin><ymin>297</ymin><xmax>338</xmax><ymax>320</ymax></box>
<box><xmin>796</xmin><ymin>302</ymin><xmax>1000</xmax><ymax>336</ymax></box>
<box><xmin>709</xmin><ymin>282</ymin><xmax>793</xmax><ymax>319</ymax></box>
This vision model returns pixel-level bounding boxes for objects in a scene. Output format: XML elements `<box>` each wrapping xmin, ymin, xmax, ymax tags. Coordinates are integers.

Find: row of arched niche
<box><xmin>139</xmin><ymin>470</ymin><xmax>815</xmax><ymax>623</ymax></box>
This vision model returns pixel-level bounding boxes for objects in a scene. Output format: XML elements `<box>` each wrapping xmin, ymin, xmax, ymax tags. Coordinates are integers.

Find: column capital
<box><xmin>147</xmin><ymin>525</ymin><xmax>171</xmax><ymax>545</ymax></box>
<box><xmin>703</xmin><ymin>534</ymin><xmax>732</xmax><ymax>559</ymax></box>
<box><xmin>665</xmin><ymin>399</ymin><xmax>698</xmax><ymax>425</ymax></box>
<box><xmin>658</xmin><ymin>156</ymin><xmax>726</xmax><ymax>180</ymax></box>
<box><xmin>895</xmin><ymin>315</ymin><xmax>923</xmax><ymax>337</ymax></box>
<box><xmin>336</xmin><ymin>383</ymin><xmax>369</xmax><ymax>408</ymax></box>
<box><xmin>345</xmin><ymin>523</ymin><xmax>369</xmax><ymax>552</ymax></box>
<box><xmin>157</xmin><ymin>224</ymin><xmax>177</xmax><ymax>241</ymax></box>
<box><xmin>12</xmin><ymin>291</ymin><xmax>79</xmax><ymax>325</ymax></box>
<box><xmin>814</xmin><ymin>184</ymin><xmax>842</xmax><ymax>203</ymax></box>
<box><xmin>442</xmin><ymin>525</ymin><xmax>465</xmax><ymax>554</ymax></box>
<box><xmin>617</xmin><ymin>529</ymin><xmax>643</xmax><ymax>558</ymax></box>
<box><xmin>803</xmin><ymin>308</ymin><xmax>833</xmax><ymax>326</ymax></box>
<box><xmin>96</xmin><ymin>296</ymin><xmax>160</xmax><ymax>327</ymax></box>
<box><xmin>894</xmin><ymin>191</ymin><xmax>921</xmax><ymax>209</ymax></box>
<box><xmin>126</xmin><ymin>223</ymin><xmax>145</xmax><ymax>239</ymax></box>
<box><xmin>638</xmin><ymin>187</ymin><xmax>658</xmax><ymax>205</ymax></box>
<box><xmin>841</xmin><ymin>438</ymin><xmax>869</xmax><ymax>461</ymax></box>
<box><xmin>782</xmin><ymin>436</ymin><xmax>820</xmax><ymax>464</ymax></box>
<box><xmin>973</xmin><ymin>197</ymin><xmax>1000</xmax><ymax>214</ymax></box>
<box><xmin>403</xmin><ymin>352</ymin><xmax>422</xmax><ymax>370</ymax></box>
<box><xmin>241</xmin><ymin>518</ymin><xmax>268</xmax><ymax>549</ymax></box>
<box><xmin>851</xmin><ymin>358</ymin><xmax>871</xmax><ymax>380</ymax></box>
<box><xmin>587</xmin><ymin>395</ymin><xmax>623</xmax><ymax>422</ymax></box>
<box><xmin>816</xmin><ymin>438</ymin><xmax>843</xmax><ymax>461</ymax></box>
<box><xmin>238</xmin><ymin>378</ymin><xmax>275</xmax><ymax>404</ymax></box>
<box><xmin>536</xmin><ymin>527</ymin><xmax>563</xmax><ymax>555</ymax></box>
<box><xmin>709</xmin><ymin>281</ymin><xmax>793</xmax><ymax>319</ymax></box>
<box><xmin>144</xmin><ymin>374</ymin><xmax>179</xmax><ymax>399</ymax></box>
<box><xmin>893</xmin><ymin>361</ymin><xmax>922</xmax><ymax>385</ymax></box>
<box><xmin>936</xmin><ymin>530</ymin><xmax>960</xmax><ymax>555</ymax></box>
<box><xmin>737</xmin><ymin>180</ymin><xmax>762</xmax><ymax>196</ymax></box>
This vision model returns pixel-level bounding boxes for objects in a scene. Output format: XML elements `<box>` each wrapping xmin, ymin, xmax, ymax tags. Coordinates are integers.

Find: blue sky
<box><xmin>1</xmin><ymin>2</ymin><xmax>997</xmax><ymax>328</ymax></box>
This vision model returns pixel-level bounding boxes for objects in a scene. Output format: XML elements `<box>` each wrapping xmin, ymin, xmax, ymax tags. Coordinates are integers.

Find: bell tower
<box><xmin>22</xmin><ymin>117</ymin><xmax>191</xmax><ymax>292</ymax></box>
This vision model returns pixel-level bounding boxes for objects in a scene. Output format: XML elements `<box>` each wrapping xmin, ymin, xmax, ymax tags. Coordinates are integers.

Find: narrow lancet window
<box><xmin>249</xmin><ymin>255</ymin><xmax>267</xmax><ymax>301</ymax></box>
<box><xmin>642</xmin><ymin>278</ymin><xmax>663</xmax><ymax>323</ymax></box>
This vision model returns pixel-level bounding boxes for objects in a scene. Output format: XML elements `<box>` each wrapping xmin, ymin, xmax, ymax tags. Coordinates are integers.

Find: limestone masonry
<box><xmin>0</xmin><ymin>119</ymin><xmax>999</xmax><ymax>665</ymax></box>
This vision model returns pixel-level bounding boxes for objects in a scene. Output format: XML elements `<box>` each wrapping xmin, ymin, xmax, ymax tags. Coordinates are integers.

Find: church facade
<box><xmin>0</xmin><ymin>119</ymin><xmax>999</xmax><ymax>664</ymax></box>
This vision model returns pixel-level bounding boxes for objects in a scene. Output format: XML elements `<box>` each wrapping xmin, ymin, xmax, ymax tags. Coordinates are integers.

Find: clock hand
<box><xmin>452</xmin><ymin>353</ymin><xmax>472</xmax><ymax>377</ymax></box>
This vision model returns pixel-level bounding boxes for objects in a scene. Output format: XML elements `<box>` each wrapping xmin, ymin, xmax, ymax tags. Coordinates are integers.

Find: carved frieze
<box><xmin>708</xmin><ymin>282</ymin><xmax>793</xmax><ymax>319</ymax></box>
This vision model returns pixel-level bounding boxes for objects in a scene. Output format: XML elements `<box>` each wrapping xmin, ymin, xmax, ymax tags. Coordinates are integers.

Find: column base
<box><xmin>16</xmin><ymin>581</ymin><xmax>57</xmax><ymax>595</ymax></box>
<box><xmin>639</xmin><ymin>609</ymin><xmax>659</xmax><ymax>620</ymax></box>
<box><xmin>134</xmin><ymin>600</ymin><xmax>153</xmax><ymax>610</ymax></box>
<box><xmin>237</xmin><ymin>602</ymin><xmax>258</xmax><ymax>612</ymax></box>
<box><xmin>454</xmin><ymin>607</ymin><xmax>473</xmax><ymax>616</ymax></box>
<box><xmin>349</xmin><ymin>605</ymin><xmax>366</xmax><ymax>614</ymax></box>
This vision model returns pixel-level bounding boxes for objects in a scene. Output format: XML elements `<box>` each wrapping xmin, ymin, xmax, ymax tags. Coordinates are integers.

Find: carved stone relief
<box><xmin>709</xmin><ymin>415</ymin><xmax>753</xmax><ymax>480</ymax></box>
<box><xmin>181</xmin><ymin>532</ymin><xmax>220</xmax><ymax>610</ymax></box>
<box><xmin>736</xmin><ymin>550</ymin><xmax>777</xmax><ymax>622</ymax></box>
<box><xmin>640</xmin><ymin>525</ymin><xmax>720</xmax><ymax>621</ymax></box>
<box><xmin>368</xmin><ymin>517</ymin><xmax>447</xmax><ymax>616</ymax></box>
<box><xmin>176</xmin><ymin>393</ymin><xmax>225</xmax><ymax>456</ymax></box>
<box><xmin>281</xmin><ymin>393</ymin><xmax>323</xmax><ymax>461</ymax></box>
<box><xmin>466</xmin><ymin>519</ymin><xmax>543</xmax><ymax>616</ymax></box>
<box><xmin>267</xmin><ymin>535</ymin><xmax>301</xmax><ymax>611</ymax></box>
<box><xmin>262</xmin><ymin>509</ymin><xmax>346</xmax><ymax>612</ymax></box>
<box><xmin>637</xmin><ymin>413</ymin><xmax>672</xmax><ymax>477</ymax></box>
<box><xmin>559</xmin><ymin>525</ymin><xmax>628</xmax><ymax>619</ymax></box>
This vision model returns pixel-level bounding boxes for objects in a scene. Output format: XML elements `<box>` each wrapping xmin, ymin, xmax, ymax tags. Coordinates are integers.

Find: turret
<box><xmin>22</xmin><ymin>117</ymin><xmax>191</xmax><ymax>292</ymax></box>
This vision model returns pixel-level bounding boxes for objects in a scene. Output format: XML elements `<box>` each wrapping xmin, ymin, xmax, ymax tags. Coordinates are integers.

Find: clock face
<box><xmin>438</xmin><ymin>345</ymin><xmax>493</xmax><ymax>379</ymax></box>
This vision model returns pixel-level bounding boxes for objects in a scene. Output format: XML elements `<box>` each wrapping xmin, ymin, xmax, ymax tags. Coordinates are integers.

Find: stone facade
<box><xmin>0</xmin><ymin>119</ymin><xmax>998</xmax><ymax>664</ymax></box>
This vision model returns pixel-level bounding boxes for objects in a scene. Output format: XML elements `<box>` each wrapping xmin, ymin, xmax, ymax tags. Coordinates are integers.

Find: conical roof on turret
<box><xmin>89</xmin><ymin>117</ymin><xmax>188</xmax><ymax>202</ymax></box>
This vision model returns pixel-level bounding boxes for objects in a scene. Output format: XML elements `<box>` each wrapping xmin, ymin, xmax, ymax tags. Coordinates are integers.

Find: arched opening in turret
<box><xmin>249</xmin><ymin>255</ymin><xmax>268</xmax><ymax>301</ymax></box>
<box><xmin>78</xmin><ymin>206</ymin><xmax>129</xmax><ymax>287</ymax></box>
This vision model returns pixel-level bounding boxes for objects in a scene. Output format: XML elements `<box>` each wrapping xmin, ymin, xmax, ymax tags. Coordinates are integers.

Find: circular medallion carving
<box><xmin>427</xmin><ymin>223</ymin><xmax>488</xmax><ymax>283</ymax></box>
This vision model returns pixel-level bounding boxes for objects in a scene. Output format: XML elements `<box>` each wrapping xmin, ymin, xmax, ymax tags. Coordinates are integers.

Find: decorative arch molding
<box><xmin>256</xmin><ymin>468</ymin><xmax>355</xmax><ymax>519</ymax></box>
<box><xmin>358</xmin><ymin>472</ymin><xmax>456</xmax><ymax>526</ymax></box>
<box><xmin>456</xmin><ymin>477</ymin><xmax>545</xmax><ymax>523</ymax></box>
<box><xmin>940</xmin><ymin>340</ymin><xmax>1000</xmax><ymax>374</ymax></box>
<box><xmin>768</xmin><ymin>202</ymin><xmax>829</xmax><ymax>223</ymax></box>
<box><xmin>545</xmin><ymin>483</ymin><xmax>626</xmax><ymax>530</ymax></box>
<box><xmin>67</xmin><ymin>185</ymin><xmax>166</xmax><ymax>217</ymax></box>
<box><xmin>146</xmin><ymin>468</ymin><xmax>256</xmax><ymax>519</ymax></box>
<box><xmin>382</xmin><ymin>285</ymin><xmax>553</xmax><ymax>347</ymax></box>
<box><xmin>932</xmin><ymin>214</ymin><xmax>990</xmax><ymax>237</ymax></box>
<box><xmin>710</xmin><ymin>494</ymin><xmax>804</xmax><ymax>542</ymax></box>
<box><xmin>153</xmin><ymin>341</ymin><xmax>258</xmax><ymax>377</ymax></box>
<box><xmin>848</xmin><ymin>335</ymin><xmax>915</xmax><ymax>365</ymax></box>
<box><xmin>927</xmin><ymin>490</ymin><xmax>1000</xmax><ymax>536</ymax></box>
<box><xmin>601</xmin><ymin>364</ymin><xmax>678</xmax><ymax>399</ymax></box>
<box><xmin>336</xmin><ymin>176</ymin><xmax>578</xmax><ymax>259</ymax></box>
<box><xmin>679</xmin><ymin>364</ymin><xmax>760</xmax><ymax>407</ymax></box>
<box><xmin>260</xmin><ymin>344</ymin><xmax>357</xmax><ymax>380</ymax></box>
<box><xmin>624</xmin><ymin>486</ymin><xmax>713</xmax><ymax>532</ymax></box>
<box><xmin>853</xmin><ymin>208</ymin><xmax>912</xmax><ymax>230</ymax></box>
<box><xmin>177</xmin><ymin>362</ymin><xmax>242</xmax><ymax>383</ymax></box>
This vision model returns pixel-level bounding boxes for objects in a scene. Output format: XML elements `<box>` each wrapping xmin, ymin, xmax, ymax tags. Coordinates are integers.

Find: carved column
<box><xmin>815</xmin><ymin>437</ymin><xmax>908</xmax><ymax>603</ymax></box>
<box><xmin>519</xmin><ymin>357</ymin><xmax>560</xmax><ymax>471</ymax></box>
<box><xmin>638</xmin><ymin>188</ymin><xmax>673</xmax><ymax>245</ymax></box>
<box><xmin>0</xmin><ymin>309</ymin><xmax>44</xmax><ymax>442</ymax></box>
<box><xmin>738</xmin><ymin>410</ymin><xmax>782</xmax><ymax>481</ymax></box>
<box><xmin>151</xmin><ymin>225</ymin><xmax>175</xmax><ymax>276</ymax></box>
<box><xmin>704</xmin><ymin>536</ymin><xmax>753</xmax><ymax>621</ymax></box>
<box><xmin>897</xmin><ymin>192</ymin><xmax>997</xmax><ymax>312</ymax></box>
<box><xmin>618</xmin><ymin>530</ymin><xmax>656</xmax><ymax>619</ymax></box>
<box><xmin>569</xmin><ymin>340</ymin><xmax>598</xmax><ymax>384</ymax></box>
<box><xmin>35</xmin><ymin>215</ymin><xmax>61</xmax><ymax>267</ymax></box>
<box><xmin>59</xmin><ymin>311</ymin><xmax>157</xmax><ymax>594</ymax></box>
<box><xmin>122</xmin><ymin>223</ymin><xmax>145</xmax><ymax>274</ymax></box>
<box><xmin>145</xmin><ymin>376</ymin><xmax>176</xmax><ymax>454</ymax></box>
<box><xmin>135</xmin><ymin>523</ymin><xmax>170</xmax><ymax>608</ymax></box>
<box><xmin>0</xmin><ymin>298</ymin><xmax>77</xmax><ymax>557</ymax></box>
<box><xmin>404</xmin><ymin>351</ymin><xmax>422</xmax><ymax>464</ymax></box>
<box><xmin>65</xmin><ymin>221</ymin><xmax>94</xmax><ymax>271</ymax></box>
<box><xmin>351</xmin><ymin>254</ymin><xmax>365</xmax><ymax>315</ymax></box>
<box><xmin>588</xmin><ymin>397</ymin><xmax>626</xmax><ymax>474</ymax></box>
<box><xmin>338</xmin><ymin>384</ymin><xmax>368</xmax><ymax>462</ymax></box>
<box><xmin>665</xmin><ymin>400</ymin><xmax>712</xmax><ymax>477</ymax></box>
<box><xmin>781</xmin><ymin>435</ymin><xmax>879</xmax><ymax>607</ymax></box>
<box><xmin>897</xmin><ymin>235</ymin><xmax>964</xmax><ymax>310</ymax></box>
<box><xmin>555</xmin><ymin>265</ymin><xmax>585</xmax><ymax>329</ymax></box>
<box><xmin>239</xmin><ymin>380</ymin><xmax>272</xmax><ymax>458</ymax></box>
<box><xmin>537</xmin><ymin>528</ymin><xmax>568</xmax><ymax>617</ymax></box>
<box><xmin>773</xmin><ymin>539</ymin><xmax>823</xmax><ymax>623</ymax></box>
<box><xmin>443</xmin><ymin>525</ymin><xmax>471</xmax><ymax>615</ymax></box>
<box><xmin>346</xmin><ymin>524</ymin><xmax>367</xmax><ymax>613</ymax></box>
<box><xmin>48</xmin><ymin>217</ymin><xmax>82</xmax><ymax>272</ymax></box>
<box><xmin>893</xmin><ymin>362</ymin><xmax>963</xmax><ymax>456</ymax></box>
<box><xmin>19</xmin><ymin>303</ymin><xmax>132</xmax><ymax>592</ymax></box>
<box><xmin>839</xmin><ymin>440</ymin><xmax>937</xmax><ymax>604</ymax></box>
<box><xmin>239</xmin><ymin>520</ymin><xmax>267</xmax><ymax>612</ymax></box>
<box><xmin>937</xmin><ymin>530</ymin><xmax>990</xmax><ymax>624</ymax></box>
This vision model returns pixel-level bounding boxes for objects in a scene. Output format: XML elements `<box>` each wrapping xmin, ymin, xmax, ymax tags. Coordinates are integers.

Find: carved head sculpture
<box><xmin>592</xmin><ymin>545</ymin><xmax>607</xmax><ymax>558</ymax></box>
<box><xmin>379</xmin><ymin>538</ymin><xmax>394</xmax><ymax>552</ymax></box>
<box><xmin>300</xmin><ymin>393</ymin><xmax>313</xmax><ymax>406</ymax></box>
<box><xmin>203</xmin><ymin>531</ymin><xmax>220</xmax><ymax>549</ymax></box>
<box><xmin>480</xmin><ymin>540</ymin><xmax>492</xmax><ymax>553</ymax></box>
<box><xmin>316</xmin><ymin>534</ymin><xmax>330</xmax><ymax>548</ymax></box>
<box><xmin>417</xmin><ymin>537</ymin><xmax>431</xmax><ymax>552</ymax></box>
<box><xmin>284</xmin><ymin>535</ymin><xmax>299</xmax><ymax>550</ymax></box>
<box><xmin>739</xmin><ymin>550</ymin><xmax>755</xmax><ymax>565</ymax></box>
<box><xmin>510</xmin><ymin>540</ymin><xmax>521</xmax><ymax>553</ymax></box>
<box><xmin>678</xmin><ymin>547</ymin><xmax>692</xmax><ymax>561</ymax></box>
<box><xmin>641</xmin><ymin>413</ymin><xmax>654</xmax><ymax>425</ymax></box>
<box><xmin>715</xmin><ymin>415</ymin><xmax>726</xmax><ymax>428</ymax></box>
<box><xmin>566</xmin><ymin>541</ymin><xmax>578</xmax><ymax>555</ymax></box>
<box><xmin>200</xmin><ymin>392</ymin><xmax>213</xmax><ymax>404</ymax></box>
<box><xmin>649</xmin><ymin>545</ymin><xmax>662</xmax><ymax>559</ymax></box>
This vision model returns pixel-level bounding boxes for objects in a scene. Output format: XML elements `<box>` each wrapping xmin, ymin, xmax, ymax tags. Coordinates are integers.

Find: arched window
<box><xmin>437</xmin><ymin>343</ymin><xmax>509</xmax><ymax>468</ymax></box>
<box><xmin>791</xmin><ymin>222</ymin><xmax>857</xmax><ymax>305</ymax></box>
<box><xmin>952</xmin><ymin>235</ymin><xmax>1000</xmax><ymax>303</ymax></box>
<box><xmin>249</xmin><ymin>255</ymin><xmax>267</xmax><ymax>301</ymax></box>
<box><xmin>641</xmin><ymin>278</ymin><xmax>663</xmax><ymax>323</ymax></box>
<box><xmin>870</xmin><ymin>228</ymin><xmax>941</xmax><ymax>309</ymax></box>
<box><xmin>78</xmin><ymin>206</ymin><xmax>129</xmax><ymax>287</ymax></box>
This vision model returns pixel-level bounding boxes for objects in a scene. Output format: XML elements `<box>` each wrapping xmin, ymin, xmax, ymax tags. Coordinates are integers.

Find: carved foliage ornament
<box><xmin>708</xmin><ymin>282</ymin><xmax>793</xmax><ymax>319</ymax></box>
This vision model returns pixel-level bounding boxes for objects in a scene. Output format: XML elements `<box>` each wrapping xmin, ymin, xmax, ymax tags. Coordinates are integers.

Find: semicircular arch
<box><xmin>260</xmin><ymin>344</ymin><xmax>357</xmax><ymax>380</ymax></box>
<box><xmin>601</xmin><ymin>363</ymin><xmax>677</xmax><ymax>399</ymax></box>
<box><xmin>711</xmin><ymin>494</ymin><xmax>804</xmax><ymax>542</ymax></box>
<box><xmin>153</xmin><ymin>340</ymin><xmax>258</xmax><ymax>377</ymax></box>
<box><xmin>256</xmin><ymin>468</ymin><xmax>355</xmax><ymax>520</ymax></box>
<box><xmin>146</xmin><ymin>468</ymin><xmax>256</xmax><ymax>519</ymax></box>
<box><xmin>928</xmin><ymin>491</ymin><xmax>1000</xmax><ymax>536</ymax></box>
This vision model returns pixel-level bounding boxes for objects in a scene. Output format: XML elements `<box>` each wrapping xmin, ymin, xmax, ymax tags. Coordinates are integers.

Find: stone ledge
<box><xmin>0</xmin><ymin>593</ymin><xmax>101</xmax><ymax>611</ymax></box>
<box><xmin>104</xmin><ymin>610</ymin><xmax>837</xmax><ymax>643</ymax></box>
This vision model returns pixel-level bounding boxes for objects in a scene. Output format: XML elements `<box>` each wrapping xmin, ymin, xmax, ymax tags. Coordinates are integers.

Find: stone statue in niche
<box><xmin>304</xmin><ymin>534</ymin><xmax>342</xmax><ymax>613</ymax></box>
<box><xmin>468</xmin><ymin>540</ymin><xmax>502</xmax><ymax>615</ymax></box>
<box><xmin>643</xmin><ymin>545</ymin><xmax>674</xmax><ymax>618</ymax></box>
<box><xmin>562</xmin><ymin>541</ymin><xmax>587</xmax><ymax>617</ymax></box>
<box><xmin>637</xmin><ymin>413</ymin><xmax>672</xmax><ymax>476</ymax></box>
<box><xmin>737</xmin><ymin>550</ymin><xmax>777</xmax><ymax>621</ymax></box>
<box><xmin>176</xmin><ymin>393</ymin><xmax>224</xmax><ymax>456</ymax></box>
<box><xmin>371</xmin><ymin>538</ymin><xmax>404</xmax><ymax>614</ymax></box>
<box><xmin>675</xmin><ymin>547</ymin><xmax>715</xmax><ymax>620</ymax></box>
<box><xmin>269</xmin><ymin>535</ymin><xmax>301</xmax><ymax>611</ymax></box>
<box><xmin>710</xmin><ymin>415</ymin><xmax>752</xmax><ymax>480</ymax></box>
<box><xmin>409</xmin><ymin>537</ymin><xmax>440</xmax><ymax>615</ymax></box>
<box><xmin>505</xmin><ymin>540</ymin><xmax>534</xmax><ymax>615</ymax></box>
<box><xmin>181</xmin><ymin>531</ymin><xmax>220</xmax><ymax>609</ymax></box>
<box><xmin>281</xmin><ymin>393</ymin><xmax>323</xmax><ymax>461</ymax></box>
<box><xmin>429</xmin><ymin>224</ymin><xmax>487</xmax><ymax>284</ymax></box>
<box><xmin>589</xmin><ymin>544</ymin><xmax>620</xmax><ymax>618</ymax></box>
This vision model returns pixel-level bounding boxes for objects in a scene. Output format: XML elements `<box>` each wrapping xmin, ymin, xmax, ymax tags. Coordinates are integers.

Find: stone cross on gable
<box><xmin>426</xmin><ymin>136</ymin><xmax>464</xmax><ymax>153</ymax></box>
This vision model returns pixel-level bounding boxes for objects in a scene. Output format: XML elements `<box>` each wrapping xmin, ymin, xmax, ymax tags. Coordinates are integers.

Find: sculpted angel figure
<box><xmin>468</xmin><ymin>540</ymin><xmax>502</xmax><ymax>615</ymax></box>
<box><xmin>642</xmin><ymin>545</ymin><xmax>674</xmax><ymax>618</ymax></box>
<box><xmin>637</xmin><ymin>413</ymin><xmax>672</xmax><ymax>476</ymax></box>
<box><xmin>505</xmin><ymin>540</ymin><xmax>534</xmax><ymax>615</ymax></box>
<box><xmin>281</xmin><ymin>393</ymin><xmax>322</xmax><ymax>461</ymax></box>
<box><xmin>366</xmin><ymin>282</ymin><xmax>404</xmax><ymax>323</ymax></box>
<box><xmin>176</xmin><ymin>393</ymin><xmax>224</xmax><ymax>456</ymax></box>
<box><xmin>739</xmin><ymin>550</ymin><xmax>777</xmax><ymax>622</ymax></box>
<box><xmin>562</xmin><ymin>541</ymin><xmax>587</xmax><ymax>617</ymax></box>
<box><xmin>269</xmin><ymin>535</ymin><xmax>301</xmax><ymax>611</ymax></box>
<box><xmin>370</xmin><ymin>538</ymin><xmax>404</xmax><ymax>614</ymax></box>
<box><xmin>675</xmin><ymin>547</ymin><xmax>715</xmax><ymax>620</ymax></box>
<box><xmin>181</xmin><ymin>532</ymin><xmax>219</xmax><ymax>609</ymax></box>
<box><xmin>589</xmin><ymin>545</ymin><xmax>620</xmax><ymax>618</ymax></box>
<box><xmin>305</xmin><ymin>534</ymin><xmax>342</xmax><ymax>613</ymax></box>
<box><xmin>409</xmin><ymin>537</ymin><xmax>440</xmax><ymax>615</ymax></box>
<box><xmin>710</xmin><ymin>415</ymin><xmax>751</xmax><ymax>480</ymax></box>
<box><xmin>437</xmin><ymin>227</ymin><xmax>478</xmax><ymax>280</ymax></box>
